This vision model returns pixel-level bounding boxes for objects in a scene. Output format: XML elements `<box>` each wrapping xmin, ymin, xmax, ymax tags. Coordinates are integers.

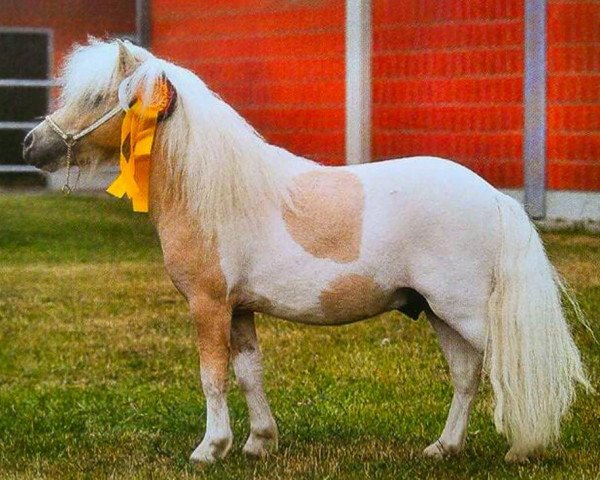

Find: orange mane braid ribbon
<box><xmin>106</xmin><ymin>77</ymin><xmax>173</xmax><ymax>212</ymax></box>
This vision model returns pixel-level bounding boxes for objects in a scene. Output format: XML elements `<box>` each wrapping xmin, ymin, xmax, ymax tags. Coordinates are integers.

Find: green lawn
<box><xmin>0</xmin><ymin>194</ymin><xmax>598</xmax><ymax>479</ymax></box>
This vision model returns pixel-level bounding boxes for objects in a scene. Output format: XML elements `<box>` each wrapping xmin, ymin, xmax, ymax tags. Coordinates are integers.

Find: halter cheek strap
<box><xmin>44</xmin><ymin>104</ymin><xmax>123</xmax><ymax>194</ymax></box>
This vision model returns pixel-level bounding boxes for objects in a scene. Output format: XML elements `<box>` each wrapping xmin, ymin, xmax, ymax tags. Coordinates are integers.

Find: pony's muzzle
<box><xmin>22</xmin><ymin>125</ymin><xmax>67</xmax><ymax>172</ymax></box>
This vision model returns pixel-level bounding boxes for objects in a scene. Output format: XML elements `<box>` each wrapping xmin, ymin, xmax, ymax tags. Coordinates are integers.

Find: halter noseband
<box><xmin>45</xmin><ymin>104</ymin><xmax>123</xmax><ymax>194</ymax></box>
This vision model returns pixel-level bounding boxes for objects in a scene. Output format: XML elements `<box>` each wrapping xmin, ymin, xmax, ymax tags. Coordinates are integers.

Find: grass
<box><xmin>0</xmin><ymin>193</ymin><xmax>598</xmax><ymax>479</ymax></box>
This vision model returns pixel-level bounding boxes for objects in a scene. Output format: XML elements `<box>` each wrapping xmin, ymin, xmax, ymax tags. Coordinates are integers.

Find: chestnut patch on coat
<box><xmin>320</xmin><ymin>274</ymin><xmax>386</xmax><ymax>323</ymax></box>
<box><xmin>283</xmin><ymin>170</ymin><xmax>364</xmax><ymax>263</ymax></box>
<box><xmin>150</xmin><ymin>153</ymin><xmax>228</xmax><ymax>304</ymax></box>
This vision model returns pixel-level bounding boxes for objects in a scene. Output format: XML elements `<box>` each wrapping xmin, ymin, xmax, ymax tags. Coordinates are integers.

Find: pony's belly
<box><xmin>237</xmin><ymin>282</ymin><xmax>421</xmax><ymax>326</ymax></box>
<box><xmin>228</xmin><ymin>156</ymin><xmax>499</xmax><ymax>327</ymax></box>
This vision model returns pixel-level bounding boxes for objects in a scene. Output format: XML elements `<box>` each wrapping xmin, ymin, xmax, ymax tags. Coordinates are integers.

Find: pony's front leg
<box><xmin>231</xmin><ymin>312</ymin><xmax>278</xmax><ymax>458</ymax></box>
<box><xmin>189</xmin><ymin>298</ymin><xmax>233</xmax><ymax>464</ymax></box>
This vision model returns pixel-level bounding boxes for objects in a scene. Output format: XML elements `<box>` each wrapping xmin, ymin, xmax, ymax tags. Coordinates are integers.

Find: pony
<box><xmin>23</xmin><ymin>39</ymin><xmax>590</xmax><ymax>464</ymax></box>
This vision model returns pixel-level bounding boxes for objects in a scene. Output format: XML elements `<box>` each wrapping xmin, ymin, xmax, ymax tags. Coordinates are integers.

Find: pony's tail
<box><xmin>486</xmin><ymin>194</ymin><xmax>591</xmax><ymax>462</ymax></box>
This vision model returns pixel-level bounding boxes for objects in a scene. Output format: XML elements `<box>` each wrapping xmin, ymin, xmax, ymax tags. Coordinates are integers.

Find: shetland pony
<box><xmin>23</xmin><ymin>39</ymin><xmax>590</xmax><ymax>464</ymax></box>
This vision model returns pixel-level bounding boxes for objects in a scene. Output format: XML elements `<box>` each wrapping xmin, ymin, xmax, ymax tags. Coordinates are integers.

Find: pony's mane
<box><xmin>60</xmin><ymin>39</ymin><xmax>312</xmax><ymax>239</ymax></box>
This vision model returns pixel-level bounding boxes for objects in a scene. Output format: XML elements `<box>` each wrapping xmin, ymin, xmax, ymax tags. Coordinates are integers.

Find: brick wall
<box><xmin>372</xmin><ymin>0</ymin><xmax>600</xmax><ymax>191</ymax></box>
<box><xmin>372</xmin><ymin>0</ymin><xmax>525</xmax><ymax>188</ymax></box>
<box><xmin>152</xmin><ymin>0</ymin><xmax>599</xmax><ymax>191</ymax></box>
<box><xmin>152</xmin><ymin>0</ymin><xmax>346</xmax><ymax>165</ymax></box>
<box><xmin>547</xmin><ymin>1</ymin><xmax>600</xmax><ymax>190</ymax></box>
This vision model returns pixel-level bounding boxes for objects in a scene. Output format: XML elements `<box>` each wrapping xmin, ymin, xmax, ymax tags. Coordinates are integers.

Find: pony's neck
<box><xmin>114</xmin><ymin>56</ymin><xmax>321</xmax><ymax>241</ymax></box>
<box><xmin>147</xmin><ymin>116</ymin><xmax>314</xmax><ymax>241</ymax></box>
<box><xmin>144</xmin><ymin>60</ymin><xmax>317</xmax><ymax>241</ymax></box>
<box><xmin>123</xmin><ymin>56</ymin><xmax>323</xmax><ymax>249</ymax></box>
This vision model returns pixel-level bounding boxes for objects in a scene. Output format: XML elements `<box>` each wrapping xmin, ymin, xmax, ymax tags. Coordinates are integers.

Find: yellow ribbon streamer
<box><xmin>107</xmin><ymin>79</ymin><xmax>171</xmax><ymax>212</ymax></box>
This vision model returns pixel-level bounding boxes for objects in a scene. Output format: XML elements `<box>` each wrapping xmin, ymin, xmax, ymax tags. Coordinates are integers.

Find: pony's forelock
<box><xmin>59</xmin><ymin>38</ymin><xmax>151</xmax><ymax>106</ymax></box>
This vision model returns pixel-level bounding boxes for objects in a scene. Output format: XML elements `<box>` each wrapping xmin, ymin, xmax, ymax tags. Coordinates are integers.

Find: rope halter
<box><xmin>44</xmin><ymin>104</ymin><xmax>123</xmax><ymax>194</ymax></box>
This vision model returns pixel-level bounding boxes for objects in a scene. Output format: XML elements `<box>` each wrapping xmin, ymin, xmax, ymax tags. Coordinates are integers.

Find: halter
<box><xmin>44</xmin><ymin>73</ymin><xmax>175</xmax><ymax>198</ymax></box>
<box><xmin>45</xmin><ymin>104</ymin><xmax>123</xmax><ymax>194</ymax></box>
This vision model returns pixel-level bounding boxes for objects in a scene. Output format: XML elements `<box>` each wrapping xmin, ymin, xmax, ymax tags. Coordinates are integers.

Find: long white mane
<box><xmin>60</xmin><ymin>39</ymin><xmax>312</xmax><ymax>238</ymax></box>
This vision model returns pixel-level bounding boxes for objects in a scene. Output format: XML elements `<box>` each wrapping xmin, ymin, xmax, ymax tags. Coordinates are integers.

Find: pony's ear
<box><xmin>116</xmin><ymin>39</ymin><xmax>138</xmax><ymax>75</ymax></box>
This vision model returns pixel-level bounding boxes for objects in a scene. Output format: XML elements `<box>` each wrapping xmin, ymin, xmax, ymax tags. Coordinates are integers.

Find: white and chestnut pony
<box><xmin>24</xmin><ymin>40</ymin><xmax>590</xmax><ymax>464</ymax></box>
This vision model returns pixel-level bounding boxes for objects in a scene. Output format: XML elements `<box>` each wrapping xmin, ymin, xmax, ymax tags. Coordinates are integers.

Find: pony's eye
<box><xmin>92</xmin><ymin>94</ymin><xmax>104</xmax><ymax>107</ymax></box>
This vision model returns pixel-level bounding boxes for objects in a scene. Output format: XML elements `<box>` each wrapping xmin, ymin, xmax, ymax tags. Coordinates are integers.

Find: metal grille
<box><xmin>0</xmin><ymin>28</ymin><xmax>54</xmax><ymax>177</ymax></box>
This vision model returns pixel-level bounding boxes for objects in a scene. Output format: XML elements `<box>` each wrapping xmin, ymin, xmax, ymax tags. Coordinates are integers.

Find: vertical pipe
<box><xmin>523</xmin><ymin>0</ymin><xmax>547</xmax><ymax>219</ymax></box>
<box><xmin>136</xmin><ymin>0</ymin><xmax>151</xmax><ymax>48</ymax></box>
<box><xmin>345</xmin><ymin>0</ymin><xmax>372</xmax><ymax>165</ymax></box>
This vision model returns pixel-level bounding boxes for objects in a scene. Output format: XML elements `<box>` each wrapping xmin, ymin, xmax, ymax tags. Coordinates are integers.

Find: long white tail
<box><xmin>486</xmin><ymin>194</ymin><xmax>591</xmax><ymax>460</ymax></box>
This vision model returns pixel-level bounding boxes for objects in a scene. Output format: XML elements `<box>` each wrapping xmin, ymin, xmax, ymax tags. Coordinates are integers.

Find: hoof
<box><xmin>242</xmin><ymin>429</ymin><xmax>279</xmax><ymax>459</ymax></box>
<box><xmin>504</xmin><ymin>448</ymin><xmax>532</xmax><ymax>464</ymax></box>
<box><xmin>504</xmin><ymin>443</ymin><xmax>546</xmax><ymax>463</ymax></box>
<box><xmin>423</xmin><ymin>440</ymin><xmax>447</xmax><ymax>460</ymax></box>
<box><xmin>190</xmin><ymin>435</ymin><xmax>233</xmax><ymax>464</ymax></box>
<box><xmin>423</xmin><ymin>439</ymin><xmax>463</xmax><ymax>459</ymax></box>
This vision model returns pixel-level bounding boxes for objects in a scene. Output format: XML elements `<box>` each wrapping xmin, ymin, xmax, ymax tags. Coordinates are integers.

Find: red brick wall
<box><xmin>373</xmin><ymin>0</ymin><xmax>525</xmax><ymax>188</ymax></box>
<box><xmin>152</xmin><ymin>0</ymin><xmax>599</xmax><ymax>191</ymax></box>
<box><xmin>373</xmin><ymin>0</ymin><xmax>600</xmax><ymax>191</ymax></box>
<box><xmin>1</xmin><ymin>0</ymin><xmax>135</xmax><ymax>80</ymax></box>
<box><xmin>547</xmin><ymin>1</ymin><xmax>600</xmax><ymax>190</ymax></box>
<box><xmin>152</xmin><ymin>0</ymin><xmax>346</xmax><ymax>165</ymax></box>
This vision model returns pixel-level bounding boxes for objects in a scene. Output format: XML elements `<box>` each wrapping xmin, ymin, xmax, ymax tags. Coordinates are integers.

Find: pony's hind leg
<box><xmin>423</xmin><ymin>311</ymin><xmax>483</xmax><ymax>458</ymax></box>
<box><xmin>231</xmin><ymin>312</ymin><xmax>278</xmax><ymax>457</ymax></box>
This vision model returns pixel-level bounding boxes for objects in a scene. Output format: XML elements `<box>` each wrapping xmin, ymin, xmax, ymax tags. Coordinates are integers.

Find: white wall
<box><xmin>503</xmin><ymin>189</ymin><xmax>600</xmax><ymax>231</ymax></box>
